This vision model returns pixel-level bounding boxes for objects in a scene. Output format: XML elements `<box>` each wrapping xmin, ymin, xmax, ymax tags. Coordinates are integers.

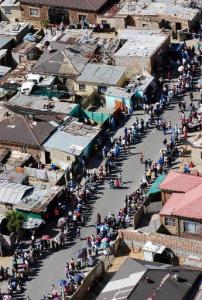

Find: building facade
<box><xmin>20</xmin><ymin>0</ymin><xmax>111</xmax><ymax>28</ymax></box>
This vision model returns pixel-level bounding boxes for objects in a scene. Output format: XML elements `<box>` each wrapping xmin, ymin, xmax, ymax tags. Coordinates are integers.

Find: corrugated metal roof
<box><xmin>147</xmin><ymin>175</ymin><xmax>166</xmax><ymax>196</ymax></box>
<box><xmin>77</xmin><ymin>64</ymin><xmax>126</xmax><ymax>86</ymax></box>
<box><xmin>20</xmin><ymin>0</ymin><xmax>107</xmax><ymax>11</ymax></box>
<box><xmin>0</xmin><ymin>182</ymin><xmax>33</xmax><ymax>205</ymax></box>
<box><xmin>43</xmin><ymin>130</ymin><xmax>93</xmax><ymax>155</ymax></box>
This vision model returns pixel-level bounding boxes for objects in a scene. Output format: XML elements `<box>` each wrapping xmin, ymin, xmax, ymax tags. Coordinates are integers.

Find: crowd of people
<box><xmin>0</xmin><ymin>38</ymin><xmax>200</xmax><ymax>300</ymax></box>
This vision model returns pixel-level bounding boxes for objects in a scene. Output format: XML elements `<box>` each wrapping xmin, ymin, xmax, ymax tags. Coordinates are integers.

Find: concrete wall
<box><xmin>125</xmin><ymin>15</ymin><xmax>190</xmax><ymax>33</ymax></box>
<box><xmin>191</xmin><ymin>147</ymin><xmax>202</xmax><ymax>165</ymax></box>
<box><xmin>71</xmin><ymin>255</ymin><xmax>114</xmax><ymax>300</ymax></box>
<box><xmin>74</xmin><ymin>73</ymin><xmax>126</xmax><ymax>97</ymax></box>
<box><xmin>105</xmin><ymin>94</ymin><xmax>132</xmax><ymax>110</ymax></box>
<box><xmin>97</xmin><ymin>15</ymin><xmax>126</xmax><ymax>30</ymax></box>
<box><xmin>115</xmin><ymin>55</ymin><xmax>151</xmax><ymax>77</ymax></box>
<box><xmin>43</xmin><ymin>148</ymin><xmax>75</xmax><ymax>168</ymax></box>
<box><xmin>73</xmin><ymin>81</ymin><xmax>96</xmax><ymax>97</ymax></box>
<box><xmin>0</xmin><ymin>6</ymin><xmax>22</xmax><ymax>22</ymax></box>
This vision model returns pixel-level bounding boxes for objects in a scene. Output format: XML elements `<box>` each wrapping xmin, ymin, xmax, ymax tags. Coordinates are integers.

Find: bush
<box><xmin>5</xmin><ymin>211</ymin><xmax>25</xmax><ymax>234</ymax></box>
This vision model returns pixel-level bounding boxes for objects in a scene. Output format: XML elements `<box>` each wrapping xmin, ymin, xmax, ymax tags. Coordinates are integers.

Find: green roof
<box><xmin>16</xmin><ymin>209</ymin><xmax>43</xmax><ymax>220</ymax></box>
<box><xmin>146</xmin><ymin>175</ymin><xmax>166</xmax><ymax>196</ymax></box>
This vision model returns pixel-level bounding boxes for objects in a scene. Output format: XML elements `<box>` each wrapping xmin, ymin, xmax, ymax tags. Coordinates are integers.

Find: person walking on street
<box><xmin>140</xmin><ymin>152</ymin><xmax>144</xmax><ymax>163</ymax></box>
<box><xmin>118</xmin><ymin>172</ymin><xmax>122</xmax><ymax>185</ymax></box>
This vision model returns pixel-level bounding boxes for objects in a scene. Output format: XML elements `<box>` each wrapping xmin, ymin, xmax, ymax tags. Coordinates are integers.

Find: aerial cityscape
<box><xmin>0</xmin><ymin>0</ymin><xmax>201</xmax><ymax>299</ymax></box>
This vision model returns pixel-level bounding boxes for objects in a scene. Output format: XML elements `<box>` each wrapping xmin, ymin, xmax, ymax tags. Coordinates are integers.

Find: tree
<box><xmin>40</xmin><ymin>19</ymin><xmax>50</xmax><ymax>29</ymax></box>
<box><xmin>6</xmin><ymin>211</ymin><xmax>24</xmax><ymax>234</ymax></box>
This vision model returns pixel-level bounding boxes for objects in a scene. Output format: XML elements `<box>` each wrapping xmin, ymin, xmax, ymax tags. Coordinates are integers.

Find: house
<box><xmin>160</xmin><ymin>184</ymin><xmax>202</xmax><ymax>240</ymax></box>
<box><xmin>42</xmin><ymin>116</ymin><xmax>101</xmax><ymax>169</ymax></box>
<box><xmin>0</xmin><ymin>181</ymin><xmax>33</xmax><ymax>209</ymax></box>
<box><xmin>12</xmin><ymin>41</ymin><xmax>42</xmax><ymax>65</ymax></box>
<box><xmin>97</xmin><ymin>257</ymin><xmax>202</xmax><ymax>300</ymax></box>
<box><xmin>0</xmin><ymin>113</ymin><xmax>62</xmax><ymax>159</ymax></box>
<box><xmin>159</xmin><ymin>171</ymin><xmax>202</xmax><ymax>205</ymax></box>
<box><xmin>0</xmin><ymin>65</ymin><xmax>11</xmax><ymax>78</ymax></box>
<box><xmin>0</xmin><ymin>36</ymin><xmax>13</xmax><ymax>51</ymax></box>
<box><xmin>75</xmin><ymin>63</ymin><xmax>126</xmax><ymax>96</ymax></box>
<box><xmin>0</xmin><ymin>21</ymin><xmax>30</xmax><ymax>43</ymax></box>
<box><xmin>0</xmin><ymin>36</ymin><xmax>14</xmax><ymax>67</ymax></box>
<box><xmin>20</xmin><ymin>0</ymin><xmax>111</xmax><ymax>29</ymax></box>
<box><xmin>103</xmin><ymin>73</ymin><xmax>154</xmax><ymax>110</ymax></box>
<box><xmin>6</xmin><ymin>93</ymin><xmax>78</xmax><ymax>115</ymax></box>
<box><xmin>115</xmin><ymin>28</ymin><xmax>170</xmax><ymax>77</ymax></box>
<box><xmin>0</xmin><ymin>149</ymin><xmax>36</xmax><ymax>170</ymax></box>
<box><xmin>32</xmin><ymin>41</ymin><xmax>93</xmax><ymax>85</ymax></box>
<box><xmin>15</xmin><ymin>184</ymin><xmax>63</xmax><ymax>218</ymax></box>
<box><xmin>0</xmin><ymin>0</ymin><xmax>22</xmax><ymax>23</ymax></box>
<box><xmin>114</xmin><ymin>1</ymin><xmax>200</xmax><ymax>34</ymax></box>
<box><xmin>0</xmin><ymin>170</ymin><xmax>28</xmax><ymax>184</ymax></box>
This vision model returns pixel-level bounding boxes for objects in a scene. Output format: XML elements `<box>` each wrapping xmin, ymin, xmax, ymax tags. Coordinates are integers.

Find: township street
<box><xmin>24</xmin><ymin>85</ymin><xmax>198</xmax><ymax>299</ymax></box>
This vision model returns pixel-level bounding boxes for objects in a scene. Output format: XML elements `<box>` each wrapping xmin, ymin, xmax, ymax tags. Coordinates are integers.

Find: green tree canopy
<box><xmin>6</xmin><ymin>211</ymin><xmax>25</xmax><ymax>234</ymax></box>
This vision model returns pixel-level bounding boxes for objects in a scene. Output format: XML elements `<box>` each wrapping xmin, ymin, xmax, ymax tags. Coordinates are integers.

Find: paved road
<box><xmin>24</xmin><ymin>87</ymin><xmax>199</xmax><ymax>299</ymax></box>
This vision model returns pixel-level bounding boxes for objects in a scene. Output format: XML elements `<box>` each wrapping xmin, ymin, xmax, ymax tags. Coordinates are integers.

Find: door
<box><xmin>45</xmin><ymin>151</ymin><xmax>51</xmax><ymax>164</ymax></box>
<box><xmin>176</xmin><ymin>22</ymin><xmax>182</xmax><ymax>31</ymax></box>
<box><xmin>115</xmin><ymin>100</ymin><xmax>124</xmax><ymax>110</ymax></box>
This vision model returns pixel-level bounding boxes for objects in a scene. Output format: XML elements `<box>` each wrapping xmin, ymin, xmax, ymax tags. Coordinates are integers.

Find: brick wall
<box><xmin>69</xmin><ymin>9</ymin><xmax>97</xmax><ymax>24</ymax></box>
<box><xmin>21</xmin><ymin>3</ymin><xmax>48</xmax><ymax>28</ymax></box>
<box><xmin>119</xmin><ymin>229</ymin><xmax>202</xmax><ymax>257</ymax></box>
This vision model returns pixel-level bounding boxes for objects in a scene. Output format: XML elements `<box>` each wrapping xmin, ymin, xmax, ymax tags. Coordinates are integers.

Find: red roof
<box><xmin>160</xmin><ymin>184</ymin><xmax>202</xmax><ymax>220</ymax></box>
<box><xmin>159</xmin><ymin>171</ymin><xmax>202</xmax><ymax>193</ymax></box>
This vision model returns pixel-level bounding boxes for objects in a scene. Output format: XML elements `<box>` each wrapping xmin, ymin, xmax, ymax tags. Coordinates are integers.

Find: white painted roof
<box><xmin>143</xmin><ymin>241</ymin><xmax>166</xmax><ymax>254</ymax></box>
<box><xmin>116</xmin><ymin>29</ymin><xmax>168</xmax><ymax>57</ymax></box>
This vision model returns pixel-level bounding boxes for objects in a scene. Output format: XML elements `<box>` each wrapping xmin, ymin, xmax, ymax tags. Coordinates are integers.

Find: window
<box><xmin>4</xmin><ymin>8</ymin><xmax>11</xmax><ymax>15</ymax></box>
<box><xmin>165</xmin><ymin>217</ymin><xmax>176</xmax><ymax>226</ymax></box>
<box><xmin>183</xmin><ymin>221</ymin><xmax>200</xmax><ymax>234</ymax></box>
<box><xmin>101</xmin><ymin>20</ymin><xmax>107</xmax><ymax>25</ymax></box>
<box><xmin>29</xmin><ymin>8</ymin><xmax>39</xmax><ymax>17</ymax></box>
<box><xmin>79</xmin><ymin>84</ymin><xmax>86</xmax><ymax>91</ymax></box>
<box><xmin>98</xmin><ymin>86</ymin><xmax>107</xmax><ymax>94</ymax></box>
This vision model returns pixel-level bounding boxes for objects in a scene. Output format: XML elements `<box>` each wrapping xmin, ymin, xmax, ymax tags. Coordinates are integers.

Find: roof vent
<box><xmin>144</xmin><ymin>276</ymin><xmax>155</xmax><ymax>284</ymax></box>
<box><xmin>172</xmin><ymin>274</ymin><xmax>188</xmax><ymax>283</ymax></box>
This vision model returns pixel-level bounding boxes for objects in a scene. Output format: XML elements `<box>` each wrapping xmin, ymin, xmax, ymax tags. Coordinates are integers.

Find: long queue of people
<box><xmin>1</xmin><ymin>39</ymin><xmax>200</xmax><ymax>300</ymax></box>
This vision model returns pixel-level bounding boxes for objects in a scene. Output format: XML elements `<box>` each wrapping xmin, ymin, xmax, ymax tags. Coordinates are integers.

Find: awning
<box><xmin>16</xmin><ymin>209</ymin><xmax>43</xmax><ymax>220</ymax></box>
<box><xmin>146</xmin><ymin>175</ymin><xmax>166</xmax><ymax>196</ymax></box>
